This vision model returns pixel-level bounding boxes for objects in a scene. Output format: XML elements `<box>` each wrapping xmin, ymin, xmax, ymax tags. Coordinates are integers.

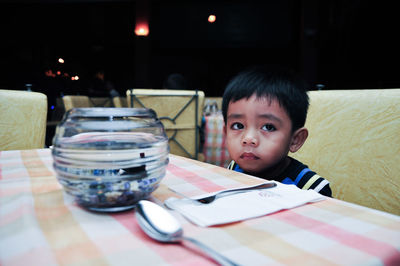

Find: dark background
<box><xmin>1</xmin><ymin>0</ymin><xmax>399</xmax><ymax>100</ymax></box>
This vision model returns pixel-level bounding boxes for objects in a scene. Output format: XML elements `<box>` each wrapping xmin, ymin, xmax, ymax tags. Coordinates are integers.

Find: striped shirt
<box><xmin>227</xmin><ymin>157</ymin><xmax>332</xmax><ymax>197</ymax></box>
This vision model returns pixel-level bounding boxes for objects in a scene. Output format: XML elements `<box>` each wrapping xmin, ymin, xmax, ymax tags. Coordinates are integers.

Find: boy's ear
<box><xmin>289</xmin><ymin>127</ymin><xmax>308</xmax><ymax>153</ymax></box>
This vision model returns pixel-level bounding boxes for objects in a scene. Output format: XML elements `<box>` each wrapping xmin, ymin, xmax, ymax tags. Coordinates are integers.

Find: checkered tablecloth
<box><xmin>1</xmin><ymin>149</ymin><xmax>400</xmax><ymax>265</ymax></box>
<box><xmin>203</xmin><ymin>113</ymin><xmax>231</xmax><ymax>167</ymax></box>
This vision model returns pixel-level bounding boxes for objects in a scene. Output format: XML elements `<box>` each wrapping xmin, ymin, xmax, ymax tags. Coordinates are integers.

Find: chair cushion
<box><xmin>0</xmin><ymin>90</ymin><xmax>48</xmax><ymax>150</ymax></box>
<box><xmin>291</xmin><ymin>89</ymin><xmax>400</xmax><ymax>215</ymax></box>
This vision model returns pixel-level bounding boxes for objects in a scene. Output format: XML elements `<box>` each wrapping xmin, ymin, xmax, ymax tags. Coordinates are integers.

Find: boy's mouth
<box><xmin>240</xmin><ymin>152</ymin><xmax>259</xmax><ymax>160</ymax></box>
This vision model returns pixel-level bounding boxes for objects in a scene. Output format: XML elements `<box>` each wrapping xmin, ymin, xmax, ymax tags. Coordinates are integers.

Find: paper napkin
<box><xmin>164</xmin><ymin>182</ymin><xmax>326</xmax><ymax>227</ymax></box>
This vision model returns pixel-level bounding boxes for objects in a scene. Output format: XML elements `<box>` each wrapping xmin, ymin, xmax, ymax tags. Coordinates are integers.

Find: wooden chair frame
<box><xmin>127</xmin><ymin>89</ymin><xmax>203</xmax><ymax>159</ymax></box>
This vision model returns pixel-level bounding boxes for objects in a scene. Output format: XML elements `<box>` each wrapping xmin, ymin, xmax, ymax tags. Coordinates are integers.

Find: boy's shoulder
<box><xmin>282</xmin><ymin>157</ymin><xmax>332</xmax><ymax>197</ymax></box>
<box><xmin>227</xmin><ymin>160</ymin><xmax>243</xmax><ymax>173</ymax></box>
<box><xmin>227</xmin><ymin>158</ymin><xmax>332</xmax><ymax>197</ymax></box>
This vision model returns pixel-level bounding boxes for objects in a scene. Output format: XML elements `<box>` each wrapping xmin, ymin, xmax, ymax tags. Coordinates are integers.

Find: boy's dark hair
<box><xmin>222</xmin><ymin>66</ymin><xmax>309</xmax><ymax>132</ymax></box>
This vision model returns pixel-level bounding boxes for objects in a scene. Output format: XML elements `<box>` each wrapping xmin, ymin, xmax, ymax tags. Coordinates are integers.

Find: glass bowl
<box><xmin>52</xmin><ymin>108</ymin><xmax>169</xmax><ymax>212</ymax></box>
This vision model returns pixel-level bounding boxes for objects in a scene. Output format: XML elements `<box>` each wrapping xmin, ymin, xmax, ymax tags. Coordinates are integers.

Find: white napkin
<box><xmin>164</xmin><ymin>182</ymin><xmax>326</xmax><ymax>227</ymax></box>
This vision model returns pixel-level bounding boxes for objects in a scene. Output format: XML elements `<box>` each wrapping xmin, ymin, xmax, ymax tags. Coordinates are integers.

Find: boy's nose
<box><xmin>242</xmin><ymin>130</ymin><xmax>258</xmax><ymax>146</ymax></box>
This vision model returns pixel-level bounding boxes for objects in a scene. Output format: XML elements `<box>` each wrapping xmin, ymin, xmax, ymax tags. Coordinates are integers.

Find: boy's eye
<box><xmin>261</xmin><ymin>124</ymin><xmax>276</xmax><ymax>132</ymax></box>
<box><xmin>231</xmin><ymin>122</ymin><xmax>244</xmax><ymax>130</ymax></box>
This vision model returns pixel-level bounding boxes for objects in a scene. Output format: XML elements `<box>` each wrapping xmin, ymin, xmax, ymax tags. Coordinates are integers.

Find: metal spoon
<box><xmin>135</xmin><ymin>200</ymin><xmax>238</xmax><ymax>266</ymax></box>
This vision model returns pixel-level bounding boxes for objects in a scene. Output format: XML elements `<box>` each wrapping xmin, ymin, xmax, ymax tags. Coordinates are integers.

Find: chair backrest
<box><xmin>112</xmin><ymin>96</ymin><xmax>128</xmax><ymax>107</ymax></box>
<box><xmin>62</xmin><ymin>95</ymin><xmax>93</xmax><ymax>111</ymax></box>
<box><xmin>90</xmin><ymin>97</ymin><xmax>113</xmax><ymax>107</ymax></box>
<box><xmin>290</xmin><ymin>89</ymin><xmax>400</xmax><ymax>215</ymax></box>
<box><xmin>0</xmin><ymin>89</ymin><xmax>48</xmax><ymax>150</ymax></box>
<box><xmin>126</xmin><ymin>89</ymin><xmax>205</xmax><ymax>159</ymax></box>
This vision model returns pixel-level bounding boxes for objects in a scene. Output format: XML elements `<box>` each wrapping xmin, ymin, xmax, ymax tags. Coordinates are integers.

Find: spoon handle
<box><xmin>183</xmin><ymin>236</ymin><xmax>239</xmax><ymax>266</ymax></box>
<box><xmin>219</xmin><ymin>182</ymin><xmax>276</xmax><ymax>195</ymax></box>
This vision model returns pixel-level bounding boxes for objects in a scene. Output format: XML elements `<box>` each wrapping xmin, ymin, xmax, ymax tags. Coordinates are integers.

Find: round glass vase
<box><xmin>52</xmin><ymin>108</ymin><xmax>169</xmax><ymax>212</ymax></box>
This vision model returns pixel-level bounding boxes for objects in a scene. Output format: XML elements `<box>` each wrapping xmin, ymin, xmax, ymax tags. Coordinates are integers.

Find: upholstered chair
<box><xmin>62</xmin><ymin>95</ymin><xmax>92</xmax><ymax>111</ymax></box>
<box><xmin>291</xmin><ymin>89</ymin><xmax>400</xmax><ymax>215</ymax></box>
<box><xmin>0</xmin><ymin>89</ymin><xmax>48</xmax><ymax>150</ymax></box>
<box><xmin>112</xmin><ymin>96</ymin><xmax>128</xmax><ymax>107</ymax></box>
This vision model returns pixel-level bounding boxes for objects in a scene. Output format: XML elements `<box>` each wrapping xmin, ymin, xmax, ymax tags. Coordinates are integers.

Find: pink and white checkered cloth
<box><xmin>1</xmin><ymin>149</ymin><xmax>400</xmax><ymax>265</ymax></box>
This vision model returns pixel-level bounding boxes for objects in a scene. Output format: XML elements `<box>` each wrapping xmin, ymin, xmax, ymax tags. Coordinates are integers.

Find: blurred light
<box><xmin>71</xmin><ymin>77</ymin><xmax>75</xmax><ymax>81</ymax></box>
<box><xmin>58</xmin><ymin>58</ymin><xmax>65</xmax><ymax>64</ymax></box>
<box><xmin>51</xmin><ymin>105</ymin><xmax>55</xmax><ymax>110</ymax></box>
<box><xmin>208</xmin><ymin>14</ymin><xmax>216</xmax><ymax>23</ymax></box>
<box><xmin>135</xmin><ymin>23</ymin><xmax>149</xmax><ymax>36</ymax></box>
<box><xmin>57</xmin><ymin>71</ymin><xmax>61</xmax><ymax>75</ymax></box>
<box><xmin>45</xmin><ymin>69</ymin><xmax>53</xmax><ymax>77</ymax></box>
<box><xmin>74</xmin><ymin>75</ymin><xmax>79</xmax><ymax>81</ymax></box>
<box><xmin>63</xmin><ymin>73</ymin><xmax>69</xmax><ymax>77</ymax></box>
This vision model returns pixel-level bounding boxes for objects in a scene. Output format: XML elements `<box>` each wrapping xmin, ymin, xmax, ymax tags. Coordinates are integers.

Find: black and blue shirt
<box><xmin>227</xmin><ymin>157</ymin><xmax>332</xmax><ymax>197</ymax></box>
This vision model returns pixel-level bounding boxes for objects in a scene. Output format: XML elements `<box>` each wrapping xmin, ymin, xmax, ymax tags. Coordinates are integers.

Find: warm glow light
<box><xmin>57</xmin><ymin>71</ymin><xmax>61</xmax><ymax>75</ymax></box>
<box><xmin>135</xmin><ymin>23</ymin><xmax>149</xmax><ymax>36</ymax></box>
<box><xmin>58</xmin><ymin>58</ymin><xmax>65</xmax><ymax>63</ymax></box>
<box><xmin>74</xmin><ymin>75</ymin><xmax>79</xmax><ymax>80</ymax></box>
<box><xmin>45</xmin><ymin>69</ymin><xmax>55</xmax><ymax>77</ymax></box>
<box><xmin>208</xmin><ymin>14</ymin><xmax>216</xmax><ymax>23</ymax></box>
<box><xmin>71</xmin><ymin>77</ymin><xmax>75</xmax><ymax>80</ymax></box>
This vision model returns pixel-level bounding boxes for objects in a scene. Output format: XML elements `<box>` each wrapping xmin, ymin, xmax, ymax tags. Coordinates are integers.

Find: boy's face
<box><xmin>224</xmin><ymin>95</ymin><xmax>298</xmax><ymax>175</ymax></box>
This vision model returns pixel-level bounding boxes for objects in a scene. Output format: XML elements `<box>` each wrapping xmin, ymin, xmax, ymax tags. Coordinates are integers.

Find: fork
<box><xmin>194</xmin><ymin>182</ymin><xmax>277</xmax><ymax>204</ymax></box>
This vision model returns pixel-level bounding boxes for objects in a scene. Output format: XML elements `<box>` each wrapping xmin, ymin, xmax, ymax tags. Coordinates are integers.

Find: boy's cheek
<box><xmin>225</xmin><ymin>136</ymin><xmax>240</xmax><ymax>154</ymax></box>
<box><xmin>225</xmin><ymin>131</ymin><xmax>240</xmax><ymax>144</ymax></box>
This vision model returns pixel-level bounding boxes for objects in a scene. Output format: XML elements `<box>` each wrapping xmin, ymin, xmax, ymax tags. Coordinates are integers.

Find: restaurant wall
<box><xmin>0</xmin><ymin>0</ymin><xmax>399</xmax><ymax>101</ymax></box>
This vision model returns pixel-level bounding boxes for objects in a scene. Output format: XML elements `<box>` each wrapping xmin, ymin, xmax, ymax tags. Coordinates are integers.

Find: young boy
<box><xmin>222</xmin><ymin>66</ymin><xmax>332</xmax><ymax>197</ymax></box>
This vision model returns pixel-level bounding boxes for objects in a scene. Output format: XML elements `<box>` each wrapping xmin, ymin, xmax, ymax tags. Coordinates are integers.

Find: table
<box><xmin>203</xmin><ymin>113</ymin><xmax>231</xmax><ymax>167</ymax></box>
<box><xmin>1</xmin><ymin>149</ymin><xmax>400</xmax><ymax>265</ymax></box>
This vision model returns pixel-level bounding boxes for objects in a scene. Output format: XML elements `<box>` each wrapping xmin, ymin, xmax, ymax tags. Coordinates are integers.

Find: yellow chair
<box><xmin>90</xmin><ymin>97</ymin><xmax>113</xmax><ymax>107</ymax></box>
<box><xmin>291</xmin><ymin>89</ymin><xmax>400</xmax><ymax>215</ymax></box>
<box><xmin>127</xmin><ymin>89</ymin><xmax>205</xmax><ymax>159</ymax></box>
<box><xmin>112</xmin><ymin>96</ymin><xmax>128</xmax><ymax>107</ymax></box>
<box><xmin>0</xmin><ymin>89</ymin><xmax>47</xmax><ymax>150</ymax></box>
<box><xmin>63</xmin><ymin>96</ymin><xmax>114</xmax><ymax>111</ymax></box>
<box><xmin>62</xmin><ymin>95</ymin><xmax>92</xmax><ymax>111</ymax></box>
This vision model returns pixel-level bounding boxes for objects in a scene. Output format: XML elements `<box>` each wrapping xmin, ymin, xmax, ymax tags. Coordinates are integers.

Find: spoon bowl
<box><xmin>136</xmin><ymin>200</ymin><xmax>182</xmax><ymax>242</ymax></box>
<box><xmin>135</xmin><ymin>200</ymin><xmax>238</xmax><ymax>266</ymax></box>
